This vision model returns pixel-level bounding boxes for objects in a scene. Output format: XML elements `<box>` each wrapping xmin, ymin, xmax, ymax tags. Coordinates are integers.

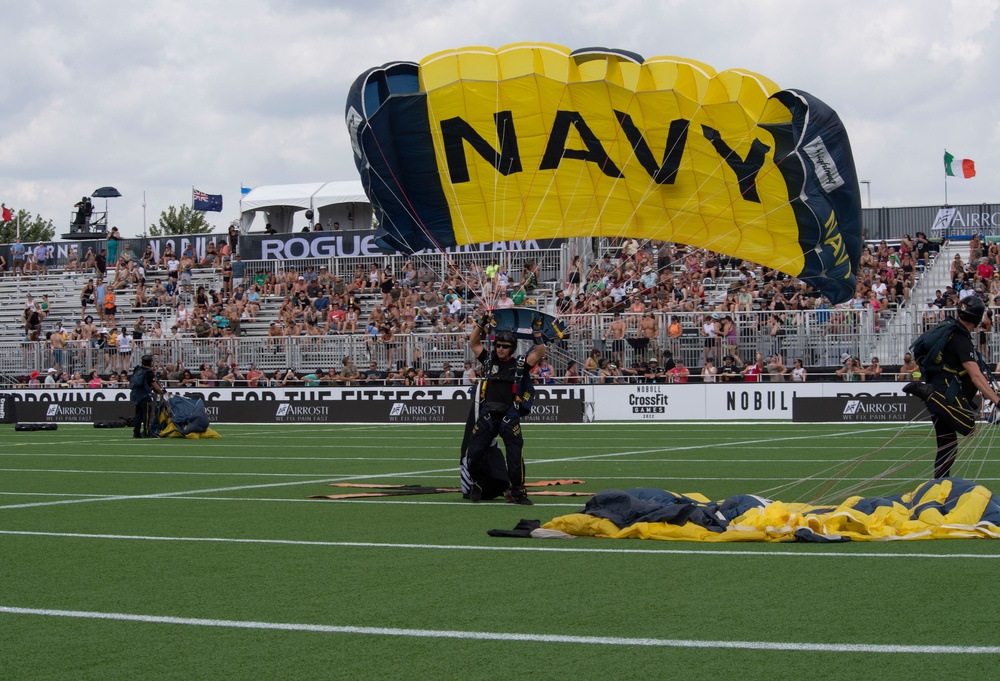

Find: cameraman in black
<box><xmin>130</xmin><ymin>354</ymin><xmax>164</xmax><ymax>439</ymax></box>
<box><xmin>465</xmin><ymin>314</ymin><xmax>546</xmax><ymax>505</ymax></box>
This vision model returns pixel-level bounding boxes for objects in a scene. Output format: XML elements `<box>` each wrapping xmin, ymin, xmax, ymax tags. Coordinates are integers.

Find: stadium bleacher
<box><xmin>0</xmin><ymin>232</ymin><xmax>972</xmax><ymax>387</ymax></box>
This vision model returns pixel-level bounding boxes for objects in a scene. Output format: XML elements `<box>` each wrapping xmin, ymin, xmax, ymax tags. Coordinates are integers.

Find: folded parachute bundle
<box><xmin>542</xmin><ymin>478</ymin><xmax>1000</xmax><ymax>542</ymax></box>
<box><xmin>157</xmin><ymin>395</ymin><xmax>221</xmax><ymax>439</ymax></box>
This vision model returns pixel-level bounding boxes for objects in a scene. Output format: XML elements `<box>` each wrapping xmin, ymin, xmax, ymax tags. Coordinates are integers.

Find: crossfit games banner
<box><xmin>590</xmin><ymin>383</ymin><xmax>918</xmax><ymax>421</ymax></box>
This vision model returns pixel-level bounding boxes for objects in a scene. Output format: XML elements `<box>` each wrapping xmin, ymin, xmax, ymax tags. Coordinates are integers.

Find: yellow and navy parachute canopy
<box><xmin>544</xmin><ymin>478</ymin><xmax>1000</xmax><ymax>542</ymax></box>
<box><xmin>346</xmin><ymin>43</ymin><xmax>862</xmax><ymax>303</ymax></box>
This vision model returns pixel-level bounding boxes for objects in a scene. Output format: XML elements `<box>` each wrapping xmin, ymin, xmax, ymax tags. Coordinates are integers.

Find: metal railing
<box><xmin>0</xmin><ymin>307</ymin><xmax>873</xmax><ymax>382</ymax></box>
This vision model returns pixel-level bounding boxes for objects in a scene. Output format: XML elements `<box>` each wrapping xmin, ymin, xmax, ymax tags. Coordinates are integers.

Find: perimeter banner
<box><xmin>0</xmin><ymin>391</ymin><xmax>583</xmax><ymax>424</ymax></box>
<box><xmin>792</xmin><ymin>396</ymin><xmax>930</xmax><ymax>423</ymax></box>
<box><xmin>0</xmin><ymin>230</ymin><xmax>566</xmax><ymax>268</ymax></box>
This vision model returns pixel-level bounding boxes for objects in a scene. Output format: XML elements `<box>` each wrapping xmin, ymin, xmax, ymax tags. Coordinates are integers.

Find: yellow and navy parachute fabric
<box><xmin>346</xmin><ymin>43</ymin><xmax>862</xmax><ymax>303</ymax></box>
<box><xmin>156</xmin><ymin>395</ymin><xmax>221</xmax><ymax>439</ymax></box>
<box><xmin>542</xmin><ymin>478</ymin><xmax>1000</xmax><ymax>542</ymax></box>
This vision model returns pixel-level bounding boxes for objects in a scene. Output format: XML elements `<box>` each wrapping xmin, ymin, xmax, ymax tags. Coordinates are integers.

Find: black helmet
<box><xmin>494</xmin><ymin>330</ymin><xmax>518</xmax><ymax>348</ymax></box>
<box><xmin>141</xmin><ymin>354</ymin><xmax>154</xmax><ymax>367</ymax></box>
<box><xmin>958</xmin><ymin>295</ymin><xmax>986</xmax><ymax>325</ymax></box>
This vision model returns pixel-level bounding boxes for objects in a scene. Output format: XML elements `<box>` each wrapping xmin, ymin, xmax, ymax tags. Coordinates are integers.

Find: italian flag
<box><xmin>944</xmin><ymin>151</ymin><xmax>976</xmax><ymax>178</ymax></box>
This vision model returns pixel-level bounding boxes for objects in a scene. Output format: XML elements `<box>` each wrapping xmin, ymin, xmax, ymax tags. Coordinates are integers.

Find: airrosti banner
<box><xmin>0</xmin><ymin>388</ymin><xmax>584</xmax><ymax>424</ymax></box>
<box><xmin>792</xmin><ymin>396</ymin><xmax>931</xmax><ymax>423</ymax></box>
<box><xmin>2</xmin><ymin>383</ymin><xmax>922</xmax><ymax>423</ymax></box>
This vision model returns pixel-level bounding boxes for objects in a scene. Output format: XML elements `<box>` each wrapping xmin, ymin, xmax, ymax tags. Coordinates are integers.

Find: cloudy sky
<box><xmin>0</xmin><ymin>0</ymin><xmax>996</xmax><ymax>238</ymax></box>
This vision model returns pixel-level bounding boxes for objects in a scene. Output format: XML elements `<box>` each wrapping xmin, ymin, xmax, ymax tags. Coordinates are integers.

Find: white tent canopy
<box><xmin>239</xmin><ymin>180</ymin><xmax>372</xmax><ymax>233</ymax></box>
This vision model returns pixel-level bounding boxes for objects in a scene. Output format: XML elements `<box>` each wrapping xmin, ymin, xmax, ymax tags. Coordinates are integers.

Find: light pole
<box><xmin>860</xmin><ymin>180</ymin><xmax>871</xmax><ymax>208</ymax></box>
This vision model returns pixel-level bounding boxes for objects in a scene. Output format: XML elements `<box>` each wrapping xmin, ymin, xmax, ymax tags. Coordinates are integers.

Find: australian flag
<box><xmin>192</xmin><ymin>188</ymin><xmax>223</xmax><ymax>212</ymax></box>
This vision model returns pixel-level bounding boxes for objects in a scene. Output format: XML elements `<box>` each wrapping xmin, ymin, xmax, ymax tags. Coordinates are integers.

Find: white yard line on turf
<box><xmin>0</xmin><ymin>466</ymin><xmax>461</xmax><ymax>511</ymax></box>
<box><xmin>2</xmin><ymin>529</ymin><xmax>999</xmax><ymax>560</ymax></box>
<box><xmin>0</xmin><ymin>605</ymin><xmax>996</xmax><ymax>654</ymax></box>
<box><xmin>0</xmin><ymin>469</ymin><xmax>947</xmax><ymax>483</ymax></box>
<box><xmin>0</xmin><ymin>428</ymin><xmax>936</xmax><ymax>512</ymax></box>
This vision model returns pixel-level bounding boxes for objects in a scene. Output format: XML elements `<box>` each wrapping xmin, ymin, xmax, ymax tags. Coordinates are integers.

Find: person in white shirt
<box><xmin>462</xmin><ymin>360</ymin><xmax>477</xmax><ymax>385</ymax></box>
<box><xmin>701</xmin><ymin>357</ymin><xmax>717</xmax><ymax>383</ymax></box>
<box><xmin>117</xmin><ymin>327</ymin><xmax>132</xmax><ymax>372</ymax></box>
<box><xmin>495</xmin><ymin>289</ymin><xmax>515</xmax><ymax>309</ymax></box>
<box><xmin>872</xmin><ymin>276</ymin><xmax>888</xmax><ymax>303</ymax></box>
<box><xmin>791</xmin><ymin>358</ymin><xmax>807</xmax><ymax>382</ymax></box>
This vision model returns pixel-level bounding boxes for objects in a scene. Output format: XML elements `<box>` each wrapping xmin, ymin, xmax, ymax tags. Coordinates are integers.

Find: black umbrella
<box><xmin>91</xmin><ymin>186</ymin><xmax>122</xmax><ymax>198</ymax></box>
<box><xmin>91</xmin><ymin>186</ymin><xmax>122</xmax><ymax>228</ymax></box>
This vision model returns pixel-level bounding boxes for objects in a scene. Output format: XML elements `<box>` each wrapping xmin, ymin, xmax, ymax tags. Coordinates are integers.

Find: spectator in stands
<box><xmin>94</xmin><ymin>249</ymin><xmax>107</xmax><ymax>280</ymax></box>
<box><xmin>665</xmin><ymin>315</ymin><xmax>683</xmax><ymax>357</ymax></box>
<box><xmin>666</xmin><ymin>359</ymin><xmax>689</xmax><ymax>383</ymax></box>
<box><xmin>219</xmin><ymin>362</ymin><xmax>247</xmax><ymax>388</ymax></box>
<box><xmin>865</xmin><ymin>356</ymin><xmax>883</xmax><ymax>381</ymax></box>
<box><xmin>604</xmin><ymin>312</ymin><xmax>626</xmax><ymax>358</ymax></box>
<box><xmin>433</xmin><ymin>362</ymin><xmax>453</xmax><ymax>384</ymax></box>
<box><xmin>79</xmin><ymin>278</ymin><xmax>96</xmax><ymax>319</ymax></box>
<box><xmin>64</xmin><ymin>246</ymin><xmax>79</xmax><ymax>273</ymax></box>
<box><xmin>597</xmin><ymin>358</ymin><xmax>617</xmax><ymax>384</ymax></box>
<box><xmin>701</xmin><ymin>312</ymin><xmax>721</xmax><ymax>364</ymax></box>
<box><xmin>736</xmin><ymin>285</ymin><xmax>754</xmax><ymax>312</ymax></box>
<box><xmin>836</xmin><ymin>357</ymin><xmax>865</xmax><ymax>381</ymax></box>
<box><xmin>766</xmin><ymin>353</ymin><xmax>787</xmax><ymax>382</ymax></box>
<box><xmin>459</xmin><ymin>360</ymin><xmax>476</xmax><ymax>385</ymax></box>
<box><xmin>790</xmin><ymin>358</ymin><xmax>807</xmax><ymax>382</ymax></box>
<box><xmin>200</xmin><ymin>242</ymin><xmax>219</xmax><ymax>269</ymax></box>
<box><xmin>33</xmin><ymin>242</ymin><xmax>49</xmax><ymax>276</ymax></box>
<box><xmin>178</xmin><ymin>252</ymin><xmax>194</xmax><ymax>295</ymax></box>
<box><xmin>701</xmin><ymin>357</ymin><xmax>717</xmax><ymax>383</ymax></box>
<box><xmin>140</xmin><ymin>244</ymin><xmax>156</xmax><ymax>271</ymax></box>
<box><xmin>563</xmin><ymin>360</ymin><xmax>581</xmax><ymax>384</ymax></box>
<box><xmin>743</xmin><ymin>353</ymin><xmax>764</xmax><ymax>382</ymax></box>
<box><xmin>23</xmin><ymin>300</ymin><xmax>41</xmax><ymax>341</ymax></box>
<box><xmin>106</xmin><ymin>227</ymin><xmax>121</xmax><ymax>267</ymax></box>
<box><xmin>10</xmin><ymin>237</ymin><xmax>25</xmax><ymax>276</ymax></box>
<box><xmin>896</xmin><ymin>352</ymin><xmax>919</xmax><ymax>381</ymax></box>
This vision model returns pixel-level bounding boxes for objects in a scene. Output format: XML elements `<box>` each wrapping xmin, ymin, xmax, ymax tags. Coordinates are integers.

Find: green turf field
<box><xmin>1</xmin><ymin>422</ymin><xmax>999</xmax><ymax>680</ymax></box>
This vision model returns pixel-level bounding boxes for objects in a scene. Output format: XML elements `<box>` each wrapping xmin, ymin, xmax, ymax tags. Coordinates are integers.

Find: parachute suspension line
<box><xmin>806</xmin><ymin>427</ymin><xmax>937</xmax><ymax>506</ymax></box>
<box><xmin>364</xmin><ymin>127</ymin><xmax>490</xmax><ymax>311</ymax></box>
<box><xmin>752</xmin><ymin>419</ymin><xmax>939</xmax><ymax>507</ymax></box>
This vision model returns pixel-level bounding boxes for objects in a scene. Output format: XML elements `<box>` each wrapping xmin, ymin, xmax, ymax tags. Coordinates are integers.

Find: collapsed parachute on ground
<box><xmin>346</xmin><ymin>43</ymin><xmax>862</xmax><ymax>303</ymax></box>
<box><xmin>157</xmin><ymin>395</ymin><xmax>221</xmax><ymax>439</ymax></box>
<box><xmin>542</xmin><ymin>478</ymin><xmax>1000</xmax><ymax>542</ymax></box>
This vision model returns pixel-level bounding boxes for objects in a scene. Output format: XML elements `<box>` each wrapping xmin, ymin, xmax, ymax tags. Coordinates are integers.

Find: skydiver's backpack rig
<box><xmin>910</xmin><ymin>317</ymin><xmax>962</xmax><ymax>384</ymax></box>
<box><xmin>908</xmin><ymin>317</ymin><xmax>981</xmax><ymax>436</ymax></box>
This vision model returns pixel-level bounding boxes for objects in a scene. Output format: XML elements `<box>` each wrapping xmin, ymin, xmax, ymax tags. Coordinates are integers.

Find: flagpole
<box><xmin>943</xmin><ymin>148</ymin><xmax>948</xmax><ymax>206</ymax></box>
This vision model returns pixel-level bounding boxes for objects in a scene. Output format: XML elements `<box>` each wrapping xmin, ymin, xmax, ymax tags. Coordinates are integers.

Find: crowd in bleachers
<box><xmin>6</xmin><ymin>229</ymin><xmax>947</xmax><ymax>388</ymax></box>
